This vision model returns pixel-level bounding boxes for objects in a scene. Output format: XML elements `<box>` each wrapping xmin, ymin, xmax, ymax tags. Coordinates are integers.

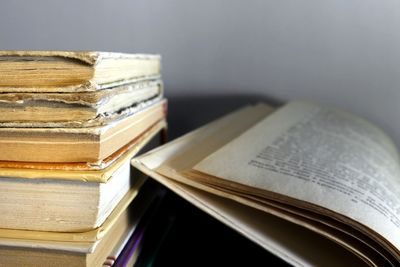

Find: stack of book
<box><xmin>0</xmin><ymin>51</ymin><xmax>167</xmax><ymax>266</ymax></box>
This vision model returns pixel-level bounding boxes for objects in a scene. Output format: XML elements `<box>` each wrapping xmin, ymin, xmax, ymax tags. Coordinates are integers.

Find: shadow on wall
<box><xmin>167</xmin><ymin>94</ymin><xmax>281</xmax><ymax>140</ymax></box>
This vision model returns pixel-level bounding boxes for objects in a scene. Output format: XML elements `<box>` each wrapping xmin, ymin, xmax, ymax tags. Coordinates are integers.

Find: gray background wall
<box><xmin>1</xmin><ymin>0</ymin><xmax>399</xmax><ymax>145</ymax></box>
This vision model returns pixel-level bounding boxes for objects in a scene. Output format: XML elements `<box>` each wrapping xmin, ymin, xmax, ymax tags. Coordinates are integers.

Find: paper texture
<box><xmin>134</xmin><ymin>162</ymin><xmax>368</xmax><ymax>267</ymax></box>
<box><xmin>131</xmin><ymin>103</ymin><xmax>369</xmax><ymax>266</ymax></box>
<box><xmin>133</xmin><ymin>101</ymin><xmax>400</xmax><ymax>265</ymax></box>
<box><xmin>194</xmin><ymin>101</ymin><xmax>400</xmax><ymax>256</ymax></box>
<box><xmin>0</xmin><ymin>175</ymin><xmax>146</xmax><ymax>243</ymax></box>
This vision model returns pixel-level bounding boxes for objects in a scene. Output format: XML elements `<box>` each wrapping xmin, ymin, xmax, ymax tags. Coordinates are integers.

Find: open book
<box><xmin>132</xmin><ymin>101</ymin><xmax>400</xmax><ymax>266</ymax></box>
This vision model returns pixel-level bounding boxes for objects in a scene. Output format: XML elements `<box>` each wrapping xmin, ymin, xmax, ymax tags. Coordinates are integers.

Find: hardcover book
<box><xmin>0</xmin><ymin>51</ymin><xmax>160</xmax><ymax>92</ymax></box>
<box><xmin>0</xmin><ymin>178</ymin><xmax>160</xmax><ymax>267</ymax></box>
<box><xmin>0</xmin><ymin>100</ymin><xmax>166</xmax><ymax>162</ymax></box>
<box><xmin>0</xmin><ymin>119</ymin><xmax>166</xmax><ymax>232</ymax></box>
<box><xmin>0</xmin><ymin>79</ymin><xmax>163</xmax><ymax>127</ymax></box>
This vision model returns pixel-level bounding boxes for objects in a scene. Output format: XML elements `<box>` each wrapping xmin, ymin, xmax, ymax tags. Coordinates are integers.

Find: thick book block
<box><xmin>0</xmin><ymin>100</ymin><xmax>166</xmax><ymax>162</ymax></box>
<box><xmin>0</xmin><ymin>79</ymin><xmax>163</xmax><ymax>127</ymax></box>
<box><xmin>0</xmin><ymin>120</ymin><xmax>165</xmax><ymax>232</ymax></box>
<box><xmin>0</xmin><ymin>51</ymin><xmax>161</xmax><ymax>92</ymax></box>
<box><xmin>0</xmin><ymin>179</ymin><xmax>161</xmax><ymax>267</ymax></box>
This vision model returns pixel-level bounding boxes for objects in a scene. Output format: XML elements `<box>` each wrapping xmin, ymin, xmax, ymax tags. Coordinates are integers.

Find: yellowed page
<box><xmin>134</xmin><ymin>103</ymin><xmax>396</xmax><ymax>265</ymax></box>
<box><xmin>0</xmin><ymin>176</ymin><xmax>146</xmax><ymax>242</ymax></box>
<box><xmin>135</xmin><ymin>165</ymin><xmax>367</xmax><ymax>266</ymax></box>
<box><xmin>0</xmin><ymin>51</ymin><xmax>161</xmax><ymax>92</ymax></box>
<box><xmin>195</xmin><ymin>101</ymin><xmax>400</xmax><ymax>257</ymax></box>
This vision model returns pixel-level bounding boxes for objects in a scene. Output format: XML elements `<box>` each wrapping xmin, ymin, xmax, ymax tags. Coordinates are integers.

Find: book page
<box><xmin>195</xmin><ymin>101</ymin><xmax>400</xmax><ymax>252</ymax></box>
<box><xmin>133</xmin><ymin>102</ymin><xmax>392</xmax><ymax>264</ymax></box>
<box><xmin>133</xmin><ymin>159</ymin><xmax>367</xmax><ymax>267</ymax></box>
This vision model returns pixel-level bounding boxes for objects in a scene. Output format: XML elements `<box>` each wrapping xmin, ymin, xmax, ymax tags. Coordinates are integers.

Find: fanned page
<box><xmin>132</xmin><ymin>103</ymin><xmax>374</xmax><ymax>266</ymax></box>
<box><xmin>193</xmin><ymin>101</ymin><xmax>400</xmax><ymax>261</ymax></box>
<box><xmin>133</xmin><ymin>164</ymin><xmax>367</xmax><ymax>267</ymax></box>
